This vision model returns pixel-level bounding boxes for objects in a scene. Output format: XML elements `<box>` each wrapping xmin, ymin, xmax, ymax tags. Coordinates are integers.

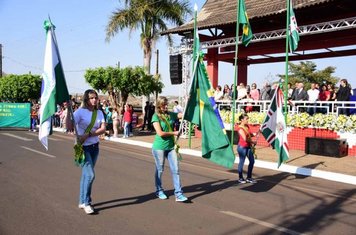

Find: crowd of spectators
<box><xmin>213</xmin><ymin>79</ymin><xmax>354</xmax><ymax>116</ymax></box>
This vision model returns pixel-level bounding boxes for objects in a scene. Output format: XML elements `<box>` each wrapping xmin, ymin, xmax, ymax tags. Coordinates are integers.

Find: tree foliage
<box><xmin>0</xmin><ymin>74</ymin><xmax>42</xmax><ymax>102</ymax></box>
<box><xmin>84</xmin><ymin>66</ymin><xmax>164</xmax><ymax>106</ymax></box>
<box><xmin>105</xmin><ymin>0</ymin><xmax>191</xmax><ymax>74</ymax></box>
<box><xmin>278</xmin><ymin>61</ymin><xmax>339</xmax><ymax>89</ymax></box>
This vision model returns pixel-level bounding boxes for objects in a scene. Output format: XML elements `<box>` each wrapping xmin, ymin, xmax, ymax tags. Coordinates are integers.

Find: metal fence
<box><xmin>216</xmin><ymin>100</ymin><xmax>356</xmax><ymax>115</ymax></box>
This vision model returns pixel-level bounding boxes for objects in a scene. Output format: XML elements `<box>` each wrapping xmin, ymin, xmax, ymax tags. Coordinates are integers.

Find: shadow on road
<box><xmin>93</xmin><ymin>192</ymin><xmax>157</xmax><ymax>212</ymax></box>
<box><xmin>241</xmin><ymin>162</ymin><xmax>326</xmax><ymax>193</ymax></box>
<box><xmin>93</xmin><ymin>179</ymin><xmax>238</xmax><ymax>211</ymax></box>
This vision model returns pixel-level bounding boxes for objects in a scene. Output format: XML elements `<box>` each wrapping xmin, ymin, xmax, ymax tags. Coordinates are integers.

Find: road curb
<box><xmin>104</xmin><ymin>136</ymin><xmax>356</xmax><ymax>186</ymax></box>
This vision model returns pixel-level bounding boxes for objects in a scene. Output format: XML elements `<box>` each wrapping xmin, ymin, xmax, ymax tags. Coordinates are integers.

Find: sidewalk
<box><xmin>104</xmin><ymin>129</ymin><xmax>356</xmax><ymax>185</ymax></box>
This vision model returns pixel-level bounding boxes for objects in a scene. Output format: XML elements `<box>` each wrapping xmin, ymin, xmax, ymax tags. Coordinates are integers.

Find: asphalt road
<box><xmin>1</xmin><ymin>130</ymin><xmax>355</xmax><ymax>235</ymax></box>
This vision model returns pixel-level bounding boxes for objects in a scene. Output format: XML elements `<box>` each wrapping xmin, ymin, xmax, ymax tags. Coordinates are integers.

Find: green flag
<box><xmin>288</xmin><ymin>0</ymin><xmax>299</xmax><ymax>52</ymax></box>
<box><xmin>260</xmin><ymin>86</ymin><xmax>290</xmax><ymax>167</ymax></box>
<box><xmin>238</xmin><ymin>0</ymin><xmax>253</xmax><ymax>46</ymax></box>
<box><xmin>184</xmin><ymin>11</ymin><xmax>235</xmax><ymax>168</ymax></box>
<box><xmin>39</xmin><ymin>19</ymin><xmax>70</xmax><ymax>149</ymax></box>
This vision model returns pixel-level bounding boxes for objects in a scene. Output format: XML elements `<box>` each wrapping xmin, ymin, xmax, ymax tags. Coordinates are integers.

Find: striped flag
<box><xmin>39</xmin><ymin>20</ymin><xmax>70</xmax><ymax>149</ymax></box>
<box><xmin>260</xmin><ymin>86</ymin><xmax>289</xmax><ymax>167</ymax></box>
<box><xmin>288</xmin><ymin>0</ymin><xmax>299</xmax><ymax>52</ymax></box>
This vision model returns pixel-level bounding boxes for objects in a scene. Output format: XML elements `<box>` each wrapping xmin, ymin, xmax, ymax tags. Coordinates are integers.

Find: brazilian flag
<box><xmin>183</xmin><ymin>9</ymin><xmax>235</xmax><ymax>168</ymax></box>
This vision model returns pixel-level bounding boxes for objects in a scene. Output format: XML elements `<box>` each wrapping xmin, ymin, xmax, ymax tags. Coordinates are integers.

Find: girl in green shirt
<box><xmin>151</xmin><ymin>96</ymin><xmax>188</xmax><ymax>202</ymax></box>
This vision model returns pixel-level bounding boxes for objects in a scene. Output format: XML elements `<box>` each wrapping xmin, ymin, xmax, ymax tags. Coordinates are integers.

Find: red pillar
<box><xmin>237</xmin><ymin>57</ymin><xmax>248</xmax><ymax>85</ymax></box>
<box><xmin>206</xmin><ymin>48</ymin><xmax>219</xmax><ymax>88</ymax></box>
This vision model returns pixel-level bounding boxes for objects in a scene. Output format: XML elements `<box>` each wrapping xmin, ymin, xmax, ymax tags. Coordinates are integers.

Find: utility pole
<box><xmin>0</xmin><ymin>44</ymin><xmax>2</xmax><ymax>77</ymax></box>
<box><xmin>117</xmin><ymin>61</ymin><xmax>121</xmax><ymax>105</ymax></box>
<box><xmin>155</xmin><ymin>49</ymin><xmax>159</xmax><ymax>75</ymax></box>
<box><xmin>154</xmin><ymin>49</ymin><xmax>159</xmax><ymax>103</ymax></box>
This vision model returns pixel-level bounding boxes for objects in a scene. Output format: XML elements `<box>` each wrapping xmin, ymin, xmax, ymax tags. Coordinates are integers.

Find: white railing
<box><xmin>216</xmin><ymin>100</ymin><xmax>356</xmax><ymax>115</ymax></box>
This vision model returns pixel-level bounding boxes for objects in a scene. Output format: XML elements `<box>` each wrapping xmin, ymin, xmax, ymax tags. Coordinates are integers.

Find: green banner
<box><xmin>0</xmin><ymin>103</ymin><xmax>31</xmax><ymax>128</ymax></box>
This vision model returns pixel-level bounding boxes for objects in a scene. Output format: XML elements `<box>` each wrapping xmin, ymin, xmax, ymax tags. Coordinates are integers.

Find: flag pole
<box><xmin>48</xmin><ymin>20</ymin><xmax>77</xmax><ymax>141</ymax></box>
<box><xmin>284</xmin><ymin>0</ymin><xmax>291</xmax><ymax>123</ymax></box>
<box><xmin>231</xmin><ymin>0</ymin><xmax>241</xmax><ymax>147</ymax></box>
<box><xmin>188</xmin><ymin>4</ymin><xmax>199</xmax><ymax>148</ymax></box>
<box><xmin>176</xmin><ymin>4</ymin><xmax>199</xmax><ymax>146</ymax></box>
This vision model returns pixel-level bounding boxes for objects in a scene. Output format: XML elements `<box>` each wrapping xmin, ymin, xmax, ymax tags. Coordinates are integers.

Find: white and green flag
<box><xmin>288</xmin><ymin>0</ymin><xmax>299</xmax><ymax>52</ymax></box>
<box><xmin>39</xmin><ymin>20</ymin><xmax>70</xmax><ymax>149</ymax></box>
<box><xmin>260</xmin><ymin>86</ymin><xmax>289</xmax><ymax>167</ymax></box>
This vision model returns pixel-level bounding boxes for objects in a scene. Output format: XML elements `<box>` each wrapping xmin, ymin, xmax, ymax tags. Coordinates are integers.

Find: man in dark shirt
<box><xmin>335</xmin><ymin>79</ymin><xmax>351</xmax><ymax>115</ymax></box>
<box><xmin>141</xmin><ymin>101</ymin><xmax>150</xmax><ymax>130</ymax></box>
<box><xmin>291</xmin><ymin>82</ymin><xmax>308</xmax><ymax>113</ymax></box>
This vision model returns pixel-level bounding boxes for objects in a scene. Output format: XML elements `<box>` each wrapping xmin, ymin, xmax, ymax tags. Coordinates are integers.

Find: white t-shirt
<box><xmin>173</xmin><ymin>105</ymin><xmax>183</xmax><ymax>113</ymax></box>
<box><xmin>214</xmin><ymin>90</ymin><xmax>223</xmax><ymax>101</ymax></box>
<box><xmin>73</xmin><ymin>107</ymin><xmax>105</xmax><ymax>146</ymax></box>
<box><xmin>238</xmin><ymin>88</ymin><xmax>247</xmax><ymax>100</ymax></box>
<box><xmin>307</xmin><ymin>89</ymin><xmax>320</xmax><ymax>102</ymax></box>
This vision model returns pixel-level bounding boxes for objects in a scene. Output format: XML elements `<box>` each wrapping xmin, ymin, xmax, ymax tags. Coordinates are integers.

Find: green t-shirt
<box><xmin>151</xmin><ymin>112</ymin><xmax>178</xmax><ymax>150</ymax></box>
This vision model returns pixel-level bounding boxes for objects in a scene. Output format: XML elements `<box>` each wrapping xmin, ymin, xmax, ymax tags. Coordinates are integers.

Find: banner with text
<box><xmin>0</xmin><ymin>103</ymin><xmax>31</xmax><ymax>128</ymax></box>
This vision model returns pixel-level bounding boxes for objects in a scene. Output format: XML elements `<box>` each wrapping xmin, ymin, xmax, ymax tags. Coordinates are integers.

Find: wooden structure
<box><xmin>163</xmin><ymin>0</ymin><xmax>356</xmax><ymax>88</ymax></box>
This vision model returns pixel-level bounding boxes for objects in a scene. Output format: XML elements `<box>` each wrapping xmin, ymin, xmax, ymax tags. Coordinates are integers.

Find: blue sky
<box><xmin>1</xmin><ymin>0</ymin><xmax>355</xmax><ymax>96</ymax></box>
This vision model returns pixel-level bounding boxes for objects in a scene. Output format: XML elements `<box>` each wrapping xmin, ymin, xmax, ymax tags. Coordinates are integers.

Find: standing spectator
<box><xmin>173</xmin><ymin>100</ymin><xmax>183</xmax><ymax>130</ymax></box>
<box><xmin>151</xmin><ymin>96</ymin><xmax>188</xmax><ymax>202</ymax></box>
<box><xmin>30</xmin><ymin>103</ymin><xmax>38</xmax><ymax>132</ymax></box>
<box><xmin>335</xmin><ymin>79</ymin><xmax>352</xmax><ymax>115</ymax></box>
<box><xmin>141</xmin><ymin>101</ymin><xmax>150</xmax><ymax>131</ymax></box>
<box><xmin>61</xmin><ymin>102</ymin><xmax>69</xmax><ymax>133</ymax></box>
<box><xmin>173</xmin><ymin>101</ymin><xmax>183</xmax><ymax>113</ymax></box>
<box><xmin>260</xmin><ymin>83</ymin><xmax>272</xmax><ymax>101</ymax></box>
<box><xmin>287</xmin><ymin>83</ymin><xmax>294</xmax><ymax>99</ymax></box>
<box><xmin>214</xmin><ymin>85</ymin><xmax>223</xmax><ymax>101</ymax></box>
<box><xmin>319</xmin><ymin>84</ymin><xmax>331</xmax><ymax>113</ymax></box>
<box><xmin>250</xmin><ymin>83</ymin><xmax>260</xmax><ymax>101</ymax></box>
<box><xmin>106</xmin><ymin>107</ymin><xmax>113</xmax><ymax>136</ymax></box>
<box><xmin>292</xmin><ymin>83</ymin><xmax>308</xmax><ymax>101</ymax></box>
<box><xmin>122</xmin><ymin>104</ymin><xmax>132</xmax><ymax>138</ymax></box>
<box><xmin>54</xmin><ymin>104</ymin><xmax>61</xmax><ymax>127</ymax></box>
<box><xmin>250</xmin><ymin>83</ymin><xmax>260</xmax><ymax>112</ymax></box>
<box><xmin>237</xmin><ymin>83</ymin><xmax>247</xmax><ymax>100</ymax></box>
<box><xmin>112</xmin><ymin>107</ymin><xmax>120</xmax><ymax>138</ymax></box>
<box><xmin>327</xmin><ymin>84</ymin><xmax>335</xmax><ymax>101</ymax></box>
<box><xmin>307</xmin><ymin>83</ymin><xmax>320</xmax><ymax>115</ymax></box>
<box><xmin>147</xmin><ymin>102</ymin><xmax>155</xmax><ymax>131</ymax></box>
<box><xmin>291</xmin><ymin>82</ymin><xmax>308</xmax><ymax>113</ymax></box>
<box><xmin>223</xmin><ymin>84</ymin><xmax>231</xmax><ymax>100</ymax></box>
<box><xmin>128</xmin><ymin>105</ymin><xmax>134</xmax><ymax>136</ymax></box>
<box><xmin>74</xmin><ymin>89</ymin><xmax>106</xmax><ymax>214</ymax></box>
<box><xmin>230</xmin><ymin>84</ymin><xmax>238</xmax><ymax>100</ymax></box>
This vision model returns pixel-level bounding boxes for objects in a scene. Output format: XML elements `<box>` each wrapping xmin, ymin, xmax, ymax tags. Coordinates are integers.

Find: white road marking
<box><xmin>20</xmin><ymin>146</ymin><xmax>56</xmax><ymax>158</ymax></box>
<box><xmin>220</xmin><ymin>211</ymin><xmax>307</xmax><ymax>235</ymax></box>
<box><xmin>1</xmin><ymin>133</ymin><xmax>32</xmax><ymax>141</ymax></box>
<box><xmin>25</xmin><ymin>132</ymin><xmax>62</xmax><ymax>141</ymax></box>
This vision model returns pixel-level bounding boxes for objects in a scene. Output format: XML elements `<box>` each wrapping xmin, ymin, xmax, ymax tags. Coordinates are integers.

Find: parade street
<box><xmin>1</xmin><ymin>130</ymin><xmax>355</xmax><ymax>235</ymax></box>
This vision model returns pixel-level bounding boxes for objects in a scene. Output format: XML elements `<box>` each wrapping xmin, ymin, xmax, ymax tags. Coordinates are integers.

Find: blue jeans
<box><xmin>237</xmin><ymin>145</ymin><xmax>255</xmax><ymax>179</ymax></box>
<box><xmin>79</xmin><ymin>143</ymin><xmax>99</xmax><ymax>206</ymax></box>
<box><xmin>152</xmin><ymin>149</ymin><xmax>183</xmax><ymax>196</ymax></box>
<box><xmin>124</xmin><ymin>122</ymin><xmax>130</xmax><ymax>137</ymax></box>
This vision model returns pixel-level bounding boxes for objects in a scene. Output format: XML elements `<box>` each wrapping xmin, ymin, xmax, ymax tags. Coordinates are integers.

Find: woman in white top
<box><xmin>112</xmin><ymin>106</ymin><xmax>120</xmax><ymax>138</ymax></box>
<box><xmin>73</xmin><ymin>89</ymin><xmax>106</xmax><ymax>214</ymax></box>
<box><xmin>214</xmin><ymin>85</ymin><xmax>224</xmax><ymax>101</ymax></box>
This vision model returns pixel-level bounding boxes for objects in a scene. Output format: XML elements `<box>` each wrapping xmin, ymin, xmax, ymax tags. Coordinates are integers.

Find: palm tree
<box><xmin>106</xmin><ymin>0</ymin><xmax>191</xmax><ymax>76</ymax></box>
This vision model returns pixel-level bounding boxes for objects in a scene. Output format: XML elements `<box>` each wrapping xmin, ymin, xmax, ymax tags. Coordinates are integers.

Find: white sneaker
<box><xmin>246</xmin><ymin>178</ymin><xmax>257</xmax><ymax>184</ymax></box>
<box><xmin>78</xmin><ymin>203</ymin><xmax>85</xmax><ymax>209</ymax></box>
<box><xmin>83</xmin><ymin>205</ymin><xmax>94</xmax><ymax>214</ymax></box>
